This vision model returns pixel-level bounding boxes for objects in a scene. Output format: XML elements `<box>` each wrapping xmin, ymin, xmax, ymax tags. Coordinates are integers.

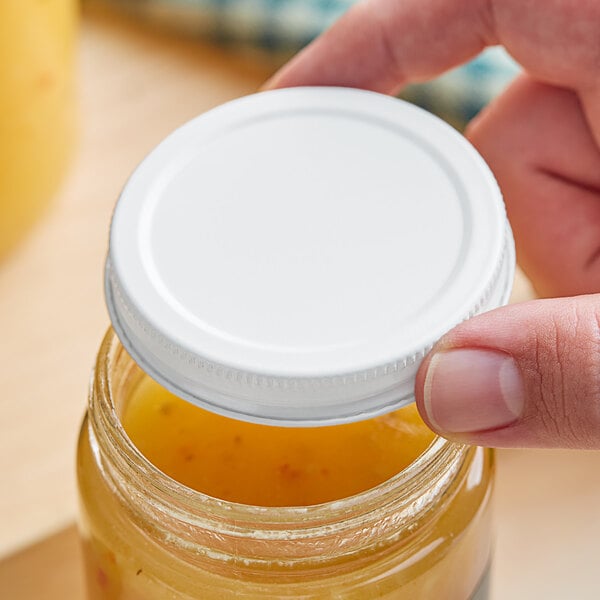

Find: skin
<box><xmin>266</xmin><ymin>0</ymin><xmax>600</xmax><ymax>448</ymax></box>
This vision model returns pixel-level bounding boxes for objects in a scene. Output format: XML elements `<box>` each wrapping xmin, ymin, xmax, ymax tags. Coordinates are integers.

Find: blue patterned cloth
<box><xmin>99</xmin><ymin>0</ymin><xmax>351</xmax><ymax>50</ymax></box>
<box><xmin>402</xmin><ymin>47</ymin><xmax>519</xmax><ymax>129</ymax></box>
<box><xmin>96</xmin><ymin>0</ymin><xmax>520</xmax><ymax>128</ymax></box>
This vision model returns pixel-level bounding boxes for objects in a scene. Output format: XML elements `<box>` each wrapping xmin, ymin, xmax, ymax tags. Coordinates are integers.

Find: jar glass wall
<box><xmin>77</xmin><ymin>330</ymin><xmax>494</xmax><ymax>599</ymax></box>
<box><xmin>0</xmin><ymin>0</ymin><xmax>77</xmax><ymax>258</ymax></box>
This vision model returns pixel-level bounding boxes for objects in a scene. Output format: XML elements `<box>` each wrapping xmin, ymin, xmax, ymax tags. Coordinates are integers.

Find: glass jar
<box><xmin>77</xmin><ymin>329</ymin><xmax>494</xmax><ymax>599</ymax></box>
<box><xmin>0</xmin><ymin>0</ymin><xmax>77</xmax><ymax>258</ymax></box>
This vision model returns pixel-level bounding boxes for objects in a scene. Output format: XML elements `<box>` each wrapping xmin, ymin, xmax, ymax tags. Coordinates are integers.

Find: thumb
<box><xmin>415</xmin><ymin>295</ymin><xmax>600</xmax><ymax>449</ymax></box>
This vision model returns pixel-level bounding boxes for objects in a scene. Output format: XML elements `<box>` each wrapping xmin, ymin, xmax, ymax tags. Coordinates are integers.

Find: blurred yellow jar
<box><xmin>0</xmin><ymin>0</ymin><xmax>77</xmax><ymax>258</ymax></box>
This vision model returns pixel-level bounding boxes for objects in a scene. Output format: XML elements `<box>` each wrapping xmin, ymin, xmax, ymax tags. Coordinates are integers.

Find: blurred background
<box><xmin>0</xmin><ymin>1</ymin><xmax>598</xmax><ymax>598</ymax></box>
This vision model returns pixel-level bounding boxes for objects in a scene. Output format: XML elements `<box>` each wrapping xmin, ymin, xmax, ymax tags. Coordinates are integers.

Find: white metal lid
<box><xmin>106</xmin><ymin>87</ymin><xmax>514</xmax><ymax>426</ymax></box>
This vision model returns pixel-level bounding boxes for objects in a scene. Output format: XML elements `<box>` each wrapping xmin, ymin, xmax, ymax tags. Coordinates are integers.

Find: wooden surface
<box><xmin>1</xmin><ymin>6</ymin><xmax>599</xmax><ymax>599</ymax></box>
<box><xmin>0</xmin><ymin>5</ymin><xmax>272</xmax><ymax>558</ymax></box>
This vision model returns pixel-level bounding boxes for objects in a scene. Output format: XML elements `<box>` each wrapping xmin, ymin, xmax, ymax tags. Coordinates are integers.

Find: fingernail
<box><xmin>423</xmin><ymin>349</ymin><xmax>525</xmax><ymax>433</ymax></box>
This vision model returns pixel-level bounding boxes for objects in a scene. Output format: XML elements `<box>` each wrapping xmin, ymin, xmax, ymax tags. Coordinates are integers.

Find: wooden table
<box><xmin>1</xmin><ymin>6</ymin><xmax>599</xmax><ymax>599</ymax></box>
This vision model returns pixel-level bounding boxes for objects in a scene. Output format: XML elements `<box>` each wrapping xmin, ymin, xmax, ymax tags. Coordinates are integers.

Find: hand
<box><xmin>265</xmin><ymin>0</ymin><xmax>600</xmax><ymax>448</ymax></box>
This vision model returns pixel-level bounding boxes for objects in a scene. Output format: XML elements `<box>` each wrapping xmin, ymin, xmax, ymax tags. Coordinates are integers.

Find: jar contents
<box><xmin>122</xmin><ymin>375</ymin><xmax>436</xmax><ymax>506</ymax></box>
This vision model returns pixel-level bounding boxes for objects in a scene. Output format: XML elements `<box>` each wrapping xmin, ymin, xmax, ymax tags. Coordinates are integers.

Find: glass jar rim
<box><xmin>89</xmin><ymin>328</ymin><xmax>470</xmax><ymax>562</ymax></box>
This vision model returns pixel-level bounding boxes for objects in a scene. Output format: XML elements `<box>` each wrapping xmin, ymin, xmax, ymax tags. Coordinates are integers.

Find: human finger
<box><xmin>265</xmin><ymin>0</ymin><xmax>600</xmax><ymax>144</ymax></box>
<box><xmin>415</xmin><ymin>295</ymin><xmax>600</xmax><ymax>449</ymax></box>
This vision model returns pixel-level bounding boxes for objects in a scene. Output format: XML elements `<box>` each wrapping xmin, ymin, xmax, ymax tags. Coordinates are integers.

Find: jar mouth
<box><xmin>90</xmin><ymin>328</ymin><xmax>468</xmax><ymax>561</ymax></box>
